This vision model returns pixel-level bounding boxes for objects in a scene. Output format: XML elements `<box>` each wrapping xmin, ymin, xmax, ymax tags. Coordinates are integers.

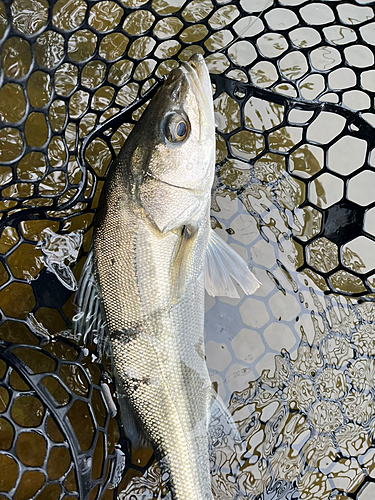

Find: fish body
<box><xmin>79</xmin><ymin>54</ymin><xmax>259</xmax><ymax>499</ymax></box>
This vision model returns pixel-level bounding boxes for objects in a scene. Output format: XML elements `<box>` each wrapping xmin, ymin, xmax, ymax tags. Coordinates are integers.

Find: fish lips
<box><xmin>185</xmin><ymin>53</ymin><xmax>213</xmax><ymax>114</ymax></box>
<box><xmin>166</xmin><ymin>54</ymin><xmax>215</xmax><ymax>136</ymax></box>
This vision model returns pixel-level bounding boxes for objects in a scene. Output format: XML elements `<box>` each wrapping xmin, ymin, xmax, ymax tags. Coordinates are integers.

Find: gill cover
<box><xmin>136</xmin><ymin>55</ymin><xmax>215</xmax><ymax>234</ymax></box>
<box><xmin>135</xmin><ymin>55</ymin><xmax>260</xmax><ymax>296</ymax></box>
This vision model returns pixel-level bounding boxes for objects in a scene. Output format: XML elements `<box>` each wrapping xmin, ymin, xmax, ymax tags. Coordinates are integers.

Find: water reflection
<box><xmin>2</xmin><ymin>1</ymin><xmax>375</xmax><ymax>499</ymax></box>
<box><xmin>279</xmin><ymin>51</ymin><xmax>308</xmax><ymax>80</ymax></box>
<box><xmin>0</xmin><ymin>84</ymin><xmax>26</xmax><ymax>123</ymax></box>
<box><xmin>307</xmin><ymin>237</ymin><xmax>338</xmax><ymax>273</ymax></box>
<box><xmin>310</xmin><ymin>46</ymin><xmax>342</xmax><ymax>71</ymax></box>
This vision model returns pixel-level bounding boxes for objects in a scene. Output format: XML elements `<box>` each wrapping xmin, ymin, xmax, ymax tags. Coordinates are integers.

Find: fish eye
<box><xmin>164</xmin><ymin>113</ymin><xmax>190</xmax><ymax>143</ymax></box>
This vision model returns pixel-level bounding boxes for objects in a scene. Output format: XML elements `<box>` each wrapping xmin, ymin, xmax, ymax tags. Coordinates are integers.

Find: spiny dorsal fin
<box><xmin>74</xmin><ymin>249</ymin><xmax>108</xmax><ymax>354</ymax></box>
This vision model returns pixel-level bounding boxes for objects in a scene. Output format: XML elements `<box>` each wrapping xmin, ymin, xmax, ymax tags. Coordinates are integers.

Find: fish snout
<box><xmin>187</xmin><ymin>54</ymin><xmax>212</xmax><ymax>101</ymax></box>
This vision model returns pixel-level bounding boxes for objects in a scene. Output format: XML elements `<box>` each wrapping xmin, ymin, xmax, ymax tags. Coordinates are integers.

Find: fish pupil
<box><xmin>164</xmin><ymin>113</ymin><xmax>189</xmax><ymax>143</ymax></box>
<box><xmin>176</xmin><ymin>121</ymin><xmax>186</xmax><ymax>137</ymax></box>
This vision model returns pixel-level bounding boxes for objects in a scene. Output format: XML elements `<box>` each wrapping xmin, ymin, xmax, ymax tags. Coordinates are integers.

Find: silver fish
<box><xmin>77</xmin><ymin>54</ymin><xmax>260</xmax><ymax>500</ymax></box>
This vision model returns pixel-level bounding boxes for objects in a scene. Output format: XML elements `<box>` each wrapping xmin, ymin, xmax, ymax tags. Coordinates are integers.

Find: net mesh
<box><xmin>1</xmin><ymin>0</ymin><xmax>375</xmax><ymax>499</ymax></box>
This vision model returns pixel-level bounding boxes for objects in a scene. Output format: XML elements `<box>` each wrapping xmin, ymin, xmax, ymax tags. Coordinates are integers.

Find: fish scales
<box><xmin>93</xmin><ymin>55</ymin><xmax>215</xmax><ymax>500</ymax></box>
<box><xmin>82</xmin><ymin>54</ymin><xmax>260</xmax><ymax>499</ymax></box>
<box><xmin>95</xmin><ymin>175</ymin><xmax>212</xmax><ymax>499</ymax></box>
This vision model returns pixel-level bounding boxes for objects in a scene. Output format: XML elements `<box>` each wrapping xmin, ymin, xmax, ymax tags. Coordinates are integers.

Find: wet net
<box><xmin>1</xmin><ymin>0</ymin><xmax>375</xmax><ymax>499</ymax></box>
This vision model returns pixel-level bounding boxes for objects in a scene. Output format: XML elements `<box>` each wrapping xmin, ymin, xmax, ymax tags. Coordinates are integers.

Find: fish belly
<box><xmin>111</xmin><ymin>286</ymin><xmax>213</xmax><ymax>500</ymax></box>
<box><xmin>94</xmin><ymin>201</ymin><xmax>213</xmax><ymax>500</ymax></box>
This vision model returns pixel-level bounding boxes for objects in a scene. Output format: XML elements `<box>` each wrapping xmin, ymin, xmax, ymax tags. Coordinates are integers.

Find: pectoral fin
<box><xmin>170</xmin><ymin>224</ymin><xmax>199</xmax><ymax>301</ymax></box>
<box><xmin>205</xmin><ymin>230</ymin><xmax>260</xmax><ymax>298</ymax></box>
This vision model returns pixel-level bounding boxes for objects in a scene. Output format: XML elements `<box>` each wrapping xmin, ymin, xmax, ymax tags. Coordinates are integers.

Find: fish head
<box><xmin>130</xmin><ymin>54</ymin><xmax>216</xmax><ymax>196</ymax></box>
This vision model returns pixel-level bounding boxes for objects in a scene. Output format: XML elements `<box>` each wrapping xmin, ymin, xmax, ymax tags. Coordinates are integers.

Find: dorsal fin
<box><xmin>73</xmin><ymin>249</ymin><xmax>107</xmax><ymax>354</ymax></box>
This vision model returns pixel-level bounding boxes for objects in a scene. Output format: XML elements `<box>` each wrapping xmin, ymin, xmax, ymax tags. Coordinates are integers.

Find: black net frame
<box><xmin>2</xmin><ymin>0</ymin><xmax>375</xmax><ymax>499</ymax></box>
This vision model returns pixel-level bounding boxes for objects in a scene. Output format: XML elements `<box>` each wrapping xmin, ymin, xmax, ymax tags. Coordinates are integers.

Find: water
<box><xmin>1</xmin><ymin>0</ymin><xmax>375</xmax><ymax>499</ymax></box>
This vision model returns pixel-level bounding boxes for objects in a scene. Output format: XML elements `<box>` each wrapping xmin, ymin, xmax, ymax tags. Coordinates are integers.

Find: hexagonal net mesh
<box><xmin>2</xmin><ymin>0</ymin><xmax>375</xmax><ymax>499</ymax></box>
<box><xmin>0</xmin><ymin>337</ymin><xmax>123</xmax><ymax>500</ymax></box>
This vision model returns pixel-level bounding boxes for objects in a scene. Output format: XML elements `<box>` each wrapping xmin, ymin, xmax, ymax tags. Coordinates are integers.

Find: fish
<box><xmin>76</xmin><ymin>53</ymin><xmax>260</xmax><ymax>500</ymax></box>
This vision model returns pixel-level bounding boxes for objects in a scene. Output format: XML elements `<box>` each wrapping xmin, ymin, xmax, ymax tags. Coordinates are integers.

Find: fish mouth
<box><xmin>180</xmin><ymin>54</ymin><xmax>212</xmax><ymax>106</ymax></box>
<box><xmin>186</xmin><ymin>54</ymin><xmax>212</xmax><ymax>102</ymax></box>
<box><xmin>179</xmin><ymin>54</ymin><xmax>214</xmax><ymax>133</ymax></box>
